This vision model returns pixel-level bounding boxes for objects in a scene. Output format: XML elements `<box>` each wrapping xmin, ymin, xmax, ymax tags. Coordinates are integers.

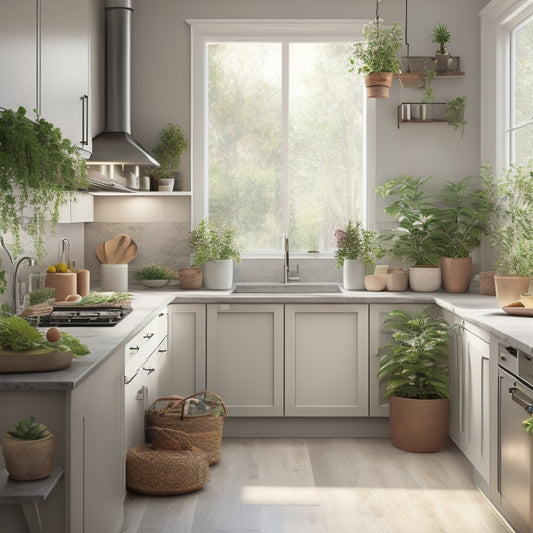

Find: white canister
<box><xmin>101</xmin><ymin>264</ymin><xmax>128</xmax><ymax>292</ymax></box>
<box><xmin>342</xmin><ymin>259</ymin><xmax>366</xmax><ymax>291</ymax></box>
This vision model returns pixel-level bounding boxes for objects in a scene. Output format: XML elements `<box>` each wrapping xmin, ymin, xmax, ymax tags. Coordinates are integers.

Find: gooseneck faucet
<box><xmin>0</xmin><ymin>236</ymin><xmax>36</xmax><ymax>314</ymax></box>
<box><xmin>283</xmin><ymin>234</ymin><xmax>300</xmax><ymax>284</ymax></box>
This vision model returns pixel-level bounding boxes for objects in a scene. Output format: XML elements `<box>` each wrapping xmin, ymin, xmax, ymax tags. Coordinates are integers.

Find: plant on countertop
<box><xmin>150</xmin><ymin>123</ymin><xmax>188</xmax><ymax>181</ymax></box>
<box><xmin>133</xmin><ymin>263</ymin><xmax>177</xmax><ymax>281</ymax></box>
<box><xmin>377</xmin><ymin>308</ymin><xmax>451</xmax><ymax>399</ymax></box>
<box><xmin>431</xmin><ymin>175</ymin><xmax>495</xmax><ymax>258</ymax></box>
<box><xmin>0</xmin><ymin>106</ymin><xmax>88</xmax><ymax>260</ymax></box>
<box><xmin>376</xmin><ymin>173</ymin><xmax>441</xmax><ymax>266</ymax></box>
<box><xmin>480</xmin><ymin>162</ymin><xmax>533</xmax><ymax>276</ymax></box>
<box><xmin>77</xmin><ymin>291</ymin><xmax>132</xmax><ymax>305</ymax></box>
<box><xmin>190</xmin><ymin>218</ymin><xmax>241</xmax><ymax>266</ymax></box>
<box><xmin>334</xmin><ymin>220</ymin><xmax>384</xmax><ymax>270</ymax></box>
<box><xmin>446</xmin><ymin>96</ymin><xmax>466</xmax><ymax>136</ymax></box>
<box><xmin>7</xmin><ymin>417</ymin><xmax>50</xmax><ymax>441</ymax></box>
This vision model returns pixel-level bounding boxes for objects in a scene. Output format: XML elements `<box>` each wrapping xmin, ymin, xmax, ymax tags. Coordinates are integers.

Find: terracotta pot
<box><xmin>386</xmin><ymin>270</ymin><xmax>409</xmax><ymax>291</ymax></box>
<box><xmin>364</xmin><ymin>72</ymin><xmax>393</xmax><ymax>98</ymax></box>
<box><xmin>494</xmin><ymin>275</ymin><xmax>532</xmax><ymax>307</ymax></box>
<box><xmin>364</xmin><ymin>274</ymin><xmax>387</xmax><ymax>291</ymax></box>
<box><xmin>343</xmin><ymin>259</ymin><xmax>366</xmax><ymax>290</ymax></box>
<box><xmin>408</xmin><ymin>265</ymin><xmax>441</xmax><ymax>292</ymax></box>
<box><xmin>440</xmin><ymin>256</ymin><xmax>472</xmax><ymax>293</ymax></box>
<box><xmin>479</xmin><ymin>271</ymin><xmax>496</xmax><ymax>296</ymax></box>
<box><xmin>389</xmin><ymin>396</ymin><xmax>449</xmax><ymax>453</ymax></box>
<box><xmin>178</xmin><ymin>267</ymin><xmax>202</xmax><ymax>290</ymax></box>
<box><xmin>2</xmin><ymin>433</ymin><xmax>55</xmax><ymax>480</ymax></box>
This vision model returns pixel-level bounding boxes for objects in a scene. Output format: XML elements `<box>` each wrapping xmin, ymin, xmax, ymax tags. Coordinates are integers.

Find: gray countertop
<box><xmin>1</xmin><ymin>284</ymin><xmax>531</xmax><ymax>391</ymax></box>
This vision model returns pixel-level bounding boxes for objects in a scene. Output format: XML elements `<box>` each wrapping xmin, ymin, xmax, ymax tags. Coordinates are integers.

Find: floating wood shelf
<box><xmin>397</xmin><ymin>103</ymin><xmax>448</xmax><ymax>128</ymax></box>
<box><xmin>394</xmin><ymin>71</ymin><xmax>465</xmax><ymax>88</ymax></box>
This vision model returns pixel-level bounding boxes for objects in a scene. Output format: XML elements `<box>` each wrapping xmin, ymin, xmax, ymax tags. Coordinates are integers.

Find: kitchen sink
<box><xmin>232</xmin><ymin>283</ymin><xmax>342</xmax><ymax>293</ymax></box>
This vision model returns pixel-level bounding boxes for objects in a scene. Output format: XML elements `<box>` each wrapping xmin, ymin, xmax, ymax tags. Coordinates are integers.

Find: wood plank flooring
<box><xmin>121</xmin><ymin>438</ymin><xmax>512</xmax><ymax>533</ymax></box>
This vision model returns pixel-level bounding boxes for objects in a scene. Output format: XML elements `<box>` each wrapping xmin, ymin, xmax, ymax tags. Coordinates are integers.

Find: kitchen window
<box><xmin>189</xmin><ymin>20</ymin><xmax>371</xmax><ymax>255</ymax></box>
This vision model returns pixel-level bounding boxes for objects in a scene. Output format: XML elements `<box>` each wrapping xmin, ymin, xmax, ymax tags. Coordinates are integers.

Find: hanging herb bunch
<box><xmin>0</xmin><ymin>106</ymin><xmax>88</xmax><ymax>260</ymax></box>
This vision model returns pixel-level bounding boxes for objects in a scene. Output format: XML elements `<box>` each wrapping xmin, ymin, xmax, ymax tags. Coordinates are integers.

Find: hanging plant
<box><xmin>0</xmin><ymin>106</ymin><xmax>88</xmax><ymax>260</ymax></box>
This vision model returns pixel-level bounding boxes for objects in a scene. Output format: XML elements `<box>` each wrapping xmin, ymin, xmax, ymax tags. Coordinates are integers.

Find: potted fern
<box><xmin>2</xmin><ymin>417</ymin><xmax>55</xmax><ymax>480</ymax></box>
<box><xmin>377</xmin><ymin>308</ymin><xmax>451</xmax><ymax>452</ymax></box>
<box><xmin>349</xmin><ymin>21</ymin><xmax>403</xmax><ymax>98</ymax></box>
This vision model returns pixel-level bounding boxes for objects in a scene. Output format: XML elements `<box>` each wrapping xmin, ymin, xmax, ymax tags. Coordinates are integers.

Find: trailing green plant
<box><xmin>0</xmin><ymin>106</ymin><xmax>88</xmax><ymax>260</ymax></box>
<box><xmin>480</xmin><ymin>162</ymin><xmax>533</xmax><ymax>276</ymax></box>
<box><xmin>421</xmin><ymin>65</ymin><xmax>436</xmax><ymax>103</ymax></box>
<box><xmin>523</xmin><ymin>415</ymin><xmax>533</xmax><ymax>434</ymax></box>
<box><xmin>151</xmin><ymin>123</ymin><xmax>188</xmax><ymax>181</ymax></box>
<box><xmin>7</xmin><ymin>417</ymin><xmax>50</xmax><ymax>440</ymax></box>
<box><xmin>432</xmin><ymin>23</ymin><xmax>451</xmax><ymax>55</ymax></box>
<box><xmin>446</xmin><ymin>96</ymin><xmax>466</xmax><ymax>136</ymax></box>
<box><xmin>334</xmin><ymin>220</ymin><xmax>384</xmax><ymax>270</ymax></box>
<box><xmin>133</xmin><ymin>263</ymin><xmax>176</xmax><ymax>281</ymax></box>
<box><xmin>190</xmin><ymin>218</ymin><xmax>241</xmax><ymax>266</ymax></box>
<box><xmin>376</xmin><ymin>173</ymin><xmax>441</xmax><ymax>265</ymax></box>
<box><xmin>377</xmin><ymin>308</ymin><xmax>451</xmax><ymax>399</ymax></box>
<box><xmin>349</xmin><ymin>21</ymin><xmax>403</xmax><ymax>75</ymax></box>
<box><xmin>431</xmin><ymin>175</ymin><xmax>495</xmax><ymax>258</ymax></box>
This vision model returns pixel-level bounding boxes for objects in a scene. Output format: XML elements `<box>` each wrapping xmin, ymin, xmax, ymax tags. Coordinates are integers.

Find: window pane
<box><xmin>207</xmin><ymin>43</ymin><xmax>282</xmax><ymax>251</ymax></box>
<box><xmin>514</xmin><ymin>125</ymin><xmax>533</xmax><ymax>167</ymax></box>
<box><xmin>289</xmin><ymin>43</ymin><xmax>363</xmax><ymax>253</ymax></box>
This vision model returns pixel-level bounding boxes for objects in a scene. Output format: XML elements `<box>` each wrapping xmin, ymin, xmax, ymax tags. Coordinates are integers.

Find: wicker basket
<box><xmin>146</xmin><ymin>391</ymin><xmax>227</xmax><ymax>465</ymax></box>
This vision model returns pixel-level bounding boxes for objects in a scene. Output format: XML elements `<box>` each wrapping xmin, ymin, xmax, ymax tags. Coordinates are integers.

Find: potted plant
<box><xmin>133</xmin><ymin>263</ymin><xmax>178</xmax><ymax>288</ymax></box>
<box><xmin>349</xmin><ymin>21</ymin><xmax>403</xmax><ymax>98</ymax></box>
<box><xmin>376</xmin><ymin>173</ymin><xmax>442</xmax><ymax>292</ymax></box>
<box><xmin>446</xmin><ymin>96</ymin><xmax>467</xmax><ymax>137</ymax></box>
<box><xmin>190</xmin><ymin>218</ymin><xmax>241</xmax><ymax>290</ymax></box>
<box><xmin>2</xmin><ymin>417</ymin><xmax>55</xmax><ymax>480</ymax></box>
<box><xmin>377</xmin><ymin>308</ymin><xmax>451</xmax><ymax>452</ymax></box>
<box><xmin>335</xmin><ymin>220</ymin><xmax>384</xmax><ymax>290</ymax></box>
<box><xmin>480</xmin><ymin>163</ymin><xmax>533</xmax><ymax>306</ymax></box>
<box><xmin>432</xmin><ymin>23</ymin><xmax>452</xmax><ymax>72</ymax></box>
<box><xmin>0</xmin><ymin>106</ymin><xmax>87</xmax><ymax>261</ymax></box>
<box><xmin>150</xmin><ymin>123</ymin><xmax>188</xmax><ymax>191</ymax></box>
<box><xmin>432</xmin><ymin>176</ymin><xmax>494</xmax><ymax>292</ymax></box>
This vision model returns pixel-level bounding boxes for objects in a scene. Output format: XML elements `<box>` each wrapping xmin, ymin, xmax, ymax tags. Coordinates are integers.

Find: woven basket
<box><xmin>146</xmin><ymin>391</ymin><xmax>227</xmax><ymax>465</ymax></box>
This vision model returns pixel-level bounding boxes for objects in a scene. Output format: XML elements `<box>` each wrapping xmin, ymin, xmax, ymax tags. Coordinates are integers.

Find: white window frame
<box><xmin>187</xmin><ymin>19</ymin><xmax>375</xmax><ymax>237</ymax></box>
<box><xmin>480</xmin><ymin>0</ymin><xmax>533</xmax><ymax>170</ymax></box>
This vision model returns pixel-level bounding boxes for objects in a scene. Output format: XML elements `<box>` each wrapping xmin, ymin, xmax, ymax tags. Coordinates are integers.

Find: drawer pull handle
<box><xmin>143</xmin><ymin>366</ymin><xmax>155</xmax><ymax>375</ymax></box>
<box><xmin>158</xmin><ymin>349</ymin><xmax>167</xmax><ymax>354</ymax></box>
<box><xmin>143</xmin><ymin>333</ymin><xmax>154</xmax><ymax>340</ymax></box>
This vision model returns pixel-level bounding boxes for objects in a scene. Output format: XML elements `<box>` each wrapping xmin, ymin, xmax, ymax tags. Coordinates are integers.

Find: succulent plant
<box><xmin>7</xmin><ymin>416</ymin><xmax>50</xmax><ymax>440</ymax></box>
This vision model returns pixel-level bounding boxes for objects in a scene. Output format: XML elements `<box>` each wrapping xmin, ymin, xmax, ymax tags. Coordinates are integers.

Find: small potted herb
<box><xmin>150</xmin><ymin>123</ymin><xmax>188</xmax><ymax>191</ymax></box>
<box><xmin>133</xmin><ymin>263</ymin><xmax>178</xmax><ymax>288</ymax></box>
<box><xmin>432</xmin><ymin>23</ymin><xmax>452</xmax><ymax>72</ymax></box>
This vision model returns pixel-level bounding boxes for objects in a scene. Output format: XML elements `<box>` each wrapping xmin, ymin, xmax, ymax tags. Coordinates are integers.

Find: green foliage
<box><xmin>7</xmin><ymin>416</ymin><xmax>50</xmax><ymax>440</ymax></box>
<box><xmin>133</xmin><ymin>263</ymin><xmax>176</xmax><ymax>281</ymax></box>
<box><xmin>0</xmin><ymin>262</ymin><xmax>6</xmax><ymax>297</ymax></box>
<box><xmin>421</xmin><ymin>65</ymin><xmax>436</xmax><ymax>104</ymax></box>
<box><xmin>0</xmin><ymin>106</ymin><xmax>88</xmax><ymax>260</ymax></box>
<box><xmin>377</xmin><ymin>308</ymin><xmax>451</xmax><ymax>399</ymax></box>
<box><xmin>0</xmin><ymin>314</ymin><xmax>44</xmax><ymax>351</ymax></box>
<box><xmin>151</xmin><ymin>123</ymin><xmax>188</xmax><ymax>180</ymax></box>
<box><xmin>376</xmin><ymin>174</ymin><xmax>441</xmax><ymax>265</ymax></box>
<box><xmin>431</xmin><ymin>176</ymin><xmax>495</xmax><ymax>258</ymax></box>
<box><xmin>190</xmin><ymin>218</ymin><xmax>241</xmax><ymax>266</ymax></box>
<box><xmin>446</xmin><ymin>96</ymin><xmax>466</xmax><ymax>136</ymax></box>
<box><xmin>481</xmin><ymin>162</ymin><xmax>533</xmax><ymax>276</ymax></box>
<box><xmin>523</xmin><ymin>415</ymin><xmax>533</xmax><ymax>434</ymax></box>
<box><xmin>77</xmin><ymin>291</ymin><xmax>132</xmax><ymax>305</ymax></box>
<box><xmin>334</xmin><ymin>220</ymin><xmax>384</xmax><ymax>269</ymax></box>
<box><xmin>44</xmin><ymin>331</ymin><xmax>90</xmax><ymax>358</ymax></box>
<box><xmin>29</xmin><ymin>287</ymin><xmax>56</xmax><ymax>306</ymax></box>
<box><xmin>432</xmin><ymin>23</ymin><xmax>451</xmax><ymax>55</ymax></box>
<box><xmin>349</xmin><ymin>21</ymin><xmax>403</xmax><ymax>75</ymax></box>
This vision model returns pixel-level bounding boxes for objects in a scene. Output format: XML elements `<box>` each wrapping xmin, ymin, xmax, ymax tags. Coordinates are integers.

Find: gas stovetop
<box><xmin>26</xmin><ymin>305</ymin><xmax>133</xmax><ymax>327</ymax></box>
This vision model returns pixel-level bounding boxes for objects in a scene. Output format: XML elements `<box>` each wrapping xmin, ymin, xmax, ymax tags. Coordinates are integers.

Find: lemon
<box><xmin>56</xmin><ymin>263</ymin><xmax>68</xmax><ymax>273</ymax></box>
<box><xmin>46</xmin><ymin>265</ymin><xmax>56</xmax><ymax>273</ymax></box>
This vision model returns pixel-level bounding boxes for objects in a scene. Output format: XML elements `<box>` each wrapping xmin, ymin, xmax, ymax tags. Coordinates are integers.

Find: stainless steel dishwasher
<box><xmin>498</xmin><ymin>344</ymin><xmax>533</xmax><ymax>533</ymax></box>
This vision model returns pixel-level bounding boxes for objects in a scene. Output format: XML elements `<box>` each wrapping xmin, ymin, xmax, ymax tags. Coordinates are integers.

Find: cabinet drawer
<box><xmin>125</xmin><ymin>310</ymin><xmax>167</xmax><ymax>369</ymax></box>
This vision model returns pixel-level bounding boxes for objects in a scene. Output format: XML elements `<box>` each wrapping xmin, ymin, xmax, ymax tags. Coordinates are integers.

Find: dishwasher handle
<box><xmin>509</xmin><ymin>386</ymin><xmax>533</xmax><ymax>414</ymax></box>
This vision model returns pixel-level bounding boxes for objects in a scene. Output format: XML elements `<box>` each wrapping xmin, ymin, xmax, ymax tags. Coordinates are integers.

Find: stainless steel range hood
<box><xmin>89</xmin><ymin>0</ymin><xmax>159</xmax><ymax>167</ymax></box>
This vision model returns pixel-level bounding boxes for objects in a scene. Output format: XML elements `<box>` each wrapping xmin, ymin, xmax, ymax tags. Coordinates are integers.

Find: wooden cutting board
<box><xmin>96</xmin><ymin>243</ymin><xmax>107</xmax><ymax>263</ymax></box>
<box><xmin>104</xmin><ymin>234</ymin><xmax>131</xmax><ymax>264</ymax></box>
<box><xmin>115</xmin><ymin>239</ymin><xmax>138</xmax><ymax>264</ymax></box>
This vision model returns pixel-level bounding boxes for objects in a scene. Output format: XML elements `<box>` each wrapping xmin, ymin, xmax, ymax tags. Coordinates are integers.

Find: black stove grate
<box><xmin>26</xmin><ymin>305</ymin><xmax>133</xmax><ymax>327</ymax></box>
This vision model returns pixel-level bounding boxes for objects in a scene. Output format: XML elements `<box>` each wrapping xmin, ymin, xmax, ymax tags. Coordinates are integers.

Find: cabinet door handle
<box><xmin>80</xmin><ymin>94</ymin><xmax>89</xmax><ymax>145</ymax></box>
<box><xmin>128</xmin><ymin>345</ymin><xmax>140</xmax><ymax>354</ymax></box>
<box><xmin>158</xmin><ymin>349</ymin><xmax>167</xmax><ymax>354</ymax></box>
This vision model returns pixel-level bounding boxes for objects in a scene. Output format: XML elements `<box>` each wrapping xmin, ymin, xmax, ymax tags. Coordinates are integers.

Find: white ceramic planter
<box><xmin>408</xmin><ymin>265</ymin><xmax>441</xmax><ymax>292</ymax></box>
<box><xmin>101</xmin><ymin>264</ymin><xmax>128</xmax><ymax>291</ymax></box>
<box><xmin>343</xmin><ymin>259</ymin><xmax>366</xmax><ymax>291</ymax></box>
<box><xmin>203</xmin><ymin>259</ymin><xmax>233</xmax><ymax>290</ymax></box>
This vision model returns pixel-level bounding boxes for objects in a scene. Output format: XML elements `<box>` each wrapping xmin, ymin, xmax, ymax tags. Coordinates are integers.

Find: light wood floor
<box><xmin>122</xmin><ymin>438</ymin><xmax>512</xmax><ymax>533</ymax></box>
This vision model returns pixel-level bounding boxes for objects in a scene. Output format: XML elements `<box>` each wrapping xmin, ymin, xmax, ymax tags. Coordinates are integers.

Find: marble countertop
<box><xmin>1</xmin><ymin>284</ymin><xmax>531</xmax><ymax>390</ymax></box>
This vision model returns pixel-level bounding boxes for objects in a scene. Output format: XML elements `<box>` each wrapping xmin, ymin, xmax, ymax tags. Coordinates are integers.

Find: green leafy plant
<box><xmin>44</xmin><ymin>331</ymin><xmax>90</xmax><ymax>358</ymax></box>
<box><xmin>481</xmin><ymin>162</ymin><xmax>533</xmax><ymax>276</ymax></box>
<box><xmin>446</xmin><ymin>96</ymin><xmax>466</xmax><ymax>136</ymax></box>
<box><xmin>151</xmin><ymin>123</ymin><xmax>188</xmax><ymax>181</ymax></box>
<box><xmin>431</xmin><ymin>176</ymin><xmax>495</xmax><ymax>258</ymax></box>
<box><xmin>133</xmin><ymin>263</ymin><xmax>176</xmax><ymax>281</ymax></box>
<box><xmin>0</xmin><ymin>106</ymin><xmax>88</xmax><ymax>260</ymax></box>
<box><xmin>77</xmin><ymin>291</ymin><xmax>132</xmax><ymax>305</ymax></box>
<box><xmin>376</xmin><ymin>173</ymin><xmax>441</xmax><ymax>265</ymax></box>
<box><xmin>29</xmin><ymin>287</ymin><xmax>56</xmax><ymax>306</ymax></box>
<box><xmin>7</xmin><ymin>417</ymin><xmax>50</xmax><ymax>440</ymax></box>
<box><xmin>432</xmin><ymin>23</ymin><xmax>451</xmax><ymax>55</ymax></box>
<box><xmin>377</xmin><ymin>308</ymin><xmax>451</xmax><ymax>399</ymax></box>
<box><xmin>190</xmin><ymin>218</ymin><xmax>241</xmax><ymax>266</ymax></box>
<box><xmin>421</xmin><ymin>65</ymin><xmax>436</xmax><ymax>103</ymax></box>
<box><xmin>349</xmin><ymin>21</ymin><xmax>403</xmax><ymax>74</ymax></box>
<box><xmin>334</xmin><ymin>220</ymin><xmax>384</xmax><ymax>269</ymax></box>
<box><xmin>523</xmin><ymin>415</ymin><xmax>533</xmax><ymax>434</ymax></box>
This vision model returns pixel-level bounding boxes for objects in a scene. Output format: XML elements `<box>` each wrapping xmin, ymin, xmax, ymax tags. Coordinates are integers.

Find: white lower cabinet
<box><xmin>206</xmin><ymin>303</ymin><xmax>284</xmax><ymax>416</ymax></box>
<box><xmin>369</xmin><ymin>304</ymin><xmax>431</xmax><ymax>416</ymax></box>
<box><xmin>285</xmin><ymin>304</ymin><xmax>368</xmax><ymax>416</ymax></box>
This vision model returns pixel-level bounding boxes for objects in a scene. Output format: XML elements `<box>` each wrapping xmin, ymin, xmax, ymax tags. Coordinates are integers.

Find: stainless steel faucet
<box><xmin>0</xmin><ymin>237</ymin><xmax>36</xmax><ymax>314</ymax></box>
<box><xmin>283</xmin><ymin>234</ymin><xmax>300</xmax><ymax>284</ymax></box>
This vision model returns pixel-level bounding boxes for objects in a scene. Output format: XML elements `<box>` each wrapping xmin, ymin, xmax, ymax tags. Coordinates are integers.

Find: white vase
<box><xmin>101</xmin><ymin>264</ymin><xmax>128</xmax><ymax>291</ymax></box>
<box><xmin>408</xmin><ymin>265</ymin><xmax>441</xmax><ymax>292</ymax></box>
<box><xmin>343</xmin><ymin>259</ymin><xmax>366</xmax><ymax>291</ymax></box>
<box><xmin>202</xmin><ymin>259</ymin><xmax>233</xmax><ymax>290</ymax></box>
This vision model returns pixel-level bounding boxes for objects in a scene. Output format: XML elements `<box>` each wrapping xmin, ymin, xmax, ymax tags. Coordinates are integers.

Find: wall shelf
<box><xmin>90</xmin><ymin>191</ymin><xmax>191</xmax><ymax>197</ymax></box>
<box><xmin>397</xmin><ymin>103</ymin><xmax>448</xmax><ymax>128</ymax></box>
<box><xmin>394</xmin><ymin>71</ymin><xmax>465</xmax><ymax>88</ymax></box>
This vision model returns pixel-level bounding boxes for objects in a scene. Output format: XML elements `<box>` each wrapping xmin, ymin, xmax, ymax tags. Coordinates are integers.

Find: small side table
<box><xmin>0</xmin><ymin>467</ymin><xmax>64</xmax><ymax>533</ymax></box>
